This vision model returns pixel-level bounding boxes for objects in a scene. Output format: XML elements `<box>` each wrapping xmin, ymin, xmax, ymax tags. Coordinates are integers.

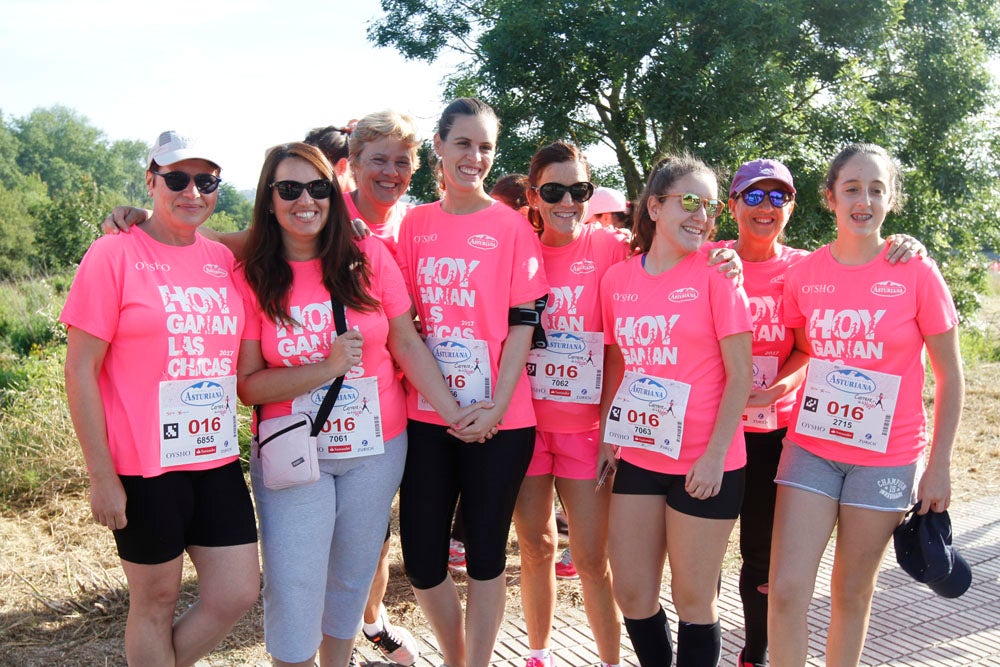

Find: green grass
<box><xmin>0</xmin><ymin>274</ymin><xmax>70</xmax><ymax>358</ymax></box>
<box><xmin>0</xmin><ymin>345</ymin><xmax>87</xmax><ymax>509</ymax></box>
<box><xmin>959</xmin><ymin>271</ymin><xmax>1000</xmax><ymax>364</ymax></box>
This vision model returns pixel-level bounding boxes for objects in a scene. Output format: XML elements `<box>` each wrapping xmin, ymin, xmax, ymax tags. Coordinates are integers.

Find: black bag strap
<box><xmin>309</xmin><ymin>295</ymin><xmax>349</xmax><ymax>437</ymax></box>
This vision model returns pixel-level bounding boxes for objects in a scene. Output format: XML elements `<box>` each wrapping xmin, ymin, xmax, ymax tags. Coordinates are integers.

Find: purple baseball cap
<box><xmin>729</xmin><ymin>159</ymin><xmax>796</xmax><ymax>198</ymax></box>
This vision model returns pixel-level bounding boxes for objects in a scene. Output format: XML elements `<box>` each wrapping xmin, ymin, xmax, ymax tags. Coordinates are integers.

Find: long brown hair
<box><xmin>632</xmin><ymin>154</ymin><xmax>716</xmax><ymax>254</ymax></box>
<box><xmin>241</xmin><ymin>142</ymin><xmax>378</xmax><ymax>325</ymax></box>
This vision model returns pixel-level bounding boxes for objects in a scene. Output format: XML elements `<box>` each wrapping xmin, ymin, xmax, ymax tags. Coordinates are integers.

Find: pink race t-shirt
<box><xmin>344</xmin><ymin>191</ymin><xmax>412</xmax><ymax>259</ymax></box>
<box><xmin>601</xmin><ymin>250</ymin><xmax>752</xmax><ymax>474</ymax></box>
<box><xmin>709</xmin><ymin>240</ymin><xmax>810</xmax><ymax>431</ymax></box>
<box><xmin>240</xmin><ymin>237</ymin><xmax>412</xmax><ymax>441</ymax></box>
<box><xmin>60</xmin><ymin>227</ymin><xmax>244</xmax><ymax>477</ymax></box>
<box><xmin>534</xmin><ymin>223</ymin><xmax>630</xmax><ymax>433</ymax></box>
<box><xmin>783</xmin><ymin>245</ymin><xmax>958</xmax><ymax>466</ymax></box>
<box><xmin>396</xmin><ymin>200</ymin><xmax>549</xmax><ymax>429</ymax></box>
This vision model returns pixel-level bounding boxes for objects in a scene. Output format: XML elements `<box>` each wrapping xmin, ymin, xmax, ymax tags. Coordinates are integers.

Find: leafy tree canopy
<box><xmin>370</xmin><ymin>0</ymin><xmax>1000</xmax><ymax>316</ymax></box>
<box><xmin>0</xmin><ymin>106</ymin><xmax>254</xmax><ymax>277</ymax></box>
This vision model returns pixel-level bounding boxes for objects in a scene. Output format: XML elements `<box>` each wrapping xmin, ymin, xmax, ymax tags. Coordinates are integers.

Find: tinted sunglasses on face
<box><xmin>270</xmin><ymin>179</ymin><xmax>334</xmax><ymax>201</ymax></box>
<box><xmin>739</xmin><ymin>188</ymin><xmax>794</xmax><ymax>208</ymax></box>
<box><xmin>152</xmin><ymin>171</ymin><xmax>222</xmax><ymax>195</ymax></box>
<box><xmin>534</xmin><ymin>181</ymin><xmax>595</xmax><ymax>204</ymax></box>
<box><xmin>656</xmin><ymin>193</ymin><xmax>725</xmax><ymax>218</ymax></box>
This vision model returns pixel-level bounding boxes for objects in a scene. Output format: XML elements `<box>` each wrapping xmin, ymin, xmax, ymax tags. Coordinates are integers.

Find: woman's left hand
<box><xmin>707</xmin><ymin>247</ymin><xmax>743</xmax><ymax>282</ymax></box>
<box><xmin>685</xmin><ymin>450</ymin><xmax>725</xmax><ymax>500</ymax></box>
<box><xmin>448</xmin><ymin>404</ymin><xmax>503</xmax><ymax>443</ymax></box>
<box><xmin>746</xmin><ymin>385</ymin><xmax>779</xmax><ymax>408</ymax></box>
<box><xmin>916</xmin><ymin>463</ymin><xmax>951</xmax><ymax>514</ymax></box>
<box><xmin>885</xmin><ymin>234</ymin><xmax>928</xmax><ymax>264</ymax></box>
<box><xmin>350</xmin><ymin>218</ymin><xmax>371</xmax><ymax>241</ymax></box>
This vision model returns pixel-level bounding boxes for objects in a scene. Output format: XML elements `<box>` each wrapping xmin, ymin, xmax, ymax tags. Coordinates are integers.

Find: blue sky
<box><xmin>0</xmin><ymin>0</ymin><xmax>459</xmax><ymax>189</ymax></box>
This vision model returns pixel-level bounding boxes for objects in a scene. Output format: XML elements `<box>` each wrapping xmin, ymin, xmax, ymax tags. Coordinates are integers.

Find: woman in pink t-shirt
<box><xmin>720</xmin><ymin>159</ymin><xmax>927</xmax><ymax>667</ymax></box>
<box><xmin>62</xmin><ymin>131</ymin><xmax>260</xmax><ymax>665</ymax></box>
<box><xmin>235</xmin><ymin>143</ymin><xmax>487</xmax><ymax>667</ymax></box>
<box><xmin>343</xmin><ymin>110</ymin><xmax>419</xmax><ymax>259</ymax></box>
<box><xmin>599</xmin><ymin>154</ymin><xmax>753</xmax><ymax>666</ymax></box>
<box><xmin>512</xmin><ymin>142</ymin><xmax>630</xmax><ymax>667</ymax></box>
<box><xmin>395</xmin><ymin>98</ymin><xmax>549</xmax><ymax>667</ymax></box>
<box><xmin>767</xmin><ymin>144</ymin><xmax>964</xmax><ymax>666</ymax></box>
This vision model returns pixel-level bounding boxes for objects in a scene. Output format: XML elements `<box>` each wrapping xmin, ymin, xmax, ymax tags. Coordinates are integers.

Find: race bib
<box><xmin>418</xmin><ymin>336</ymin><xmax>492</xmax><ymax>410</ymax></box>
<box><xmin>603</xmin><ymin>371</ymin><xmax>691</xmax><ymax>459</ymax></box>
<box><xmin>742</xmin><ymin>355</ymin><xmax>779</xmax><ymax>430</ymax></box>
<box><xmin>526</xmin><ymin>331</ymin><xmax>603</xmax><ymax>404</ymax></box>
<box><xmin>292</xmin><ymin>376</ymin><xmax>384</xmax><ymax>459</ymax></box>
<box><xmin>159</xmin><ymin>375</ymin><xmax>239</xmax><ymax>467</ymax></box>
<box><xmin>794</xmin><ymin>359</ymin><xmax>900</xmax><ymax>453</ymax></box>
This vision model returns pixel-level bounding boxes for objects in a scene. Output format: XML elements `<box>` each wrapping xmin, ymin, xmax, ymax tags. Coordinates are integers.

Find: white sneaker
<box><xmin>363</xmin><ymin>605</ymin><xmax>419</xmax><ymax>666</ymax></box>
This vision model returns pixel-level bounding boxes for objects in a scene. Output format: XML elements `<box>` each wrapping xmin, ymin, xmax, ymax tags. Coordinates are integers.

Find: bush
<box><xmin>0</xmin><ymin>346</ymin><xmax>87</xmax><ymax>509</ymax></box>
<box><xmin>0</xmin><ymin>275</ymin><xmax>68</xmax><ymax>359</ymax></box>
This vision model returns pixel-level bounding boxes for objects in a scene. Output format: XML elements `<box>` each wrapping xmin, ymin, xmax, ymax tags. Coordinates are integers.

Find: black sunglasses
<box><xmin>270</xmin><ymin>179</ymin><xmax>334</xmax><ymax>201</ymax></box>
<box><xmin>739</xmin><ymin>188</ymin><xmax>794</xmax><ymax>208</ymax></box>
<box><xmin>534</xmin><ymin>181</ymin><xmax>595</xmax><ymax>204</ymax></box>
<box><xmin>152</xmin><ymin>171</ymin><xmax>221</xmax><ymax>195</ymax></box>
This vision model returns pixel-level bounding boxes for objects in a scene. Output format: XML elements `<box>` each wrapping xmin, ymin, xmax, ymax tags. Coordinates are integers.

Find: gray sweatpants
<box><xmin>250</xmin><ymin>432</ymin><xmax>407</xmax><ymax>663</ymax></box>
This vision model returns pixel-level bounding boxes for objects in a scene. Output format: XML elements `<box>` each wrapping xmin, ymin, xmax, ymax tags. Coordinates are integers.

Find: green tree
<box><xmin>369</xmin><ymin>0</ymin><xmax>1000</xmax><ymax>316</ymax></box>
<box><xmin>0</xmin><ymin>114</ymin><xmax>24</xmax><ymax>189</ymax></box>
<box><xmin>214</xmin><ymin>182</ymin><xmax>253</xmax><ymax>230</ymax></box>
<box><xmin>0</xmin><ymin>181</ymin><xmax>44</xmax><ymax>279</ymax></box>
<box><xmin>13</xmin><ymin>106</ymin><xmax>105</xmax><ymax>195</ymax></box>
<box><xmin>203</xmin><ymin>211</ymin><xmax>243</xmax><ymax>235</ymax></box>
<box><xmin>33</xmin><ymin>177</ymin><xmax>102</xmax><ymax>270</ymax></box>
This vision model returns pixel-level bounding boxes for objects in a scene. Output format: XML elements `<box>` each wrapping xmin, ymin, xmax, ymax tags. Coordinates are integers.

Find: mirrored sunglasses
<box><xmin>270</xmin><ymin>179</ymin><xmax>334</xmax><ymax>201</ymax></box>
<box><xmin>657</xmin><ymin>192</ymin><xmax>724</xmax><ymax>218</ymax></box>
<box><xmin>152</xmin><ymin>171</ymin><xmax>221</xmax><ymax>195</ymax></box>
<box><xmin>535</xmin><ymin>181</ymin><xmax>595</xmax><ymax>204</ymax></box>
<box><xmin>740</xmin><ymin>188</ymin><xmax>794</xmax><ymax>208</ymax></box>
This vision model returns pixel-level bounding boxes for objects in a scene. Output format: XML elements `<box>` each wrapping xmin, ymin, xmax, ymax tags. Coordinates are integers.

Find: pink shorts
<box><xmin>526</xmin><ymin>429</ymin><xmax>600</xmax><ymax>480</ymax></box>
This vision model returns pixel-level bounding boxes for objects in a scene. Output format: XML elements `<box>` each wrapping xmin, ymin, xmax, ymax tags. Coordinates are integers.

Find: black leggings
<box><xmin>399</xmin><ymin>420</ymin><xmax>535</xmax><ymax>588</ymax></box>
<box><xmin>739</xmin><ymin>427</ymin><xmax>785</xmax><ymax>664</ymax></box>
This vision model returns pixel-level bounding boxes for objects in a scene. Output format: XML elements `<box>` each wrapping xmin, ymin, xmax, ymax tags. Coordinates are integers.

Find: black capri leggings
<box><xmin>400</xmin><ymin>420</ymin><xmax>535</xmax><ymax>588</ymax></box>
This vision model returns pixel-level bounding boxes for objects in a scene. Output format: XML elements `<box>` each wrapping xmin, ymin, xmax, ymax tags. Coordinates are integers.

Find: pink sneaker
<box><xmin>448</xmin><ymin>538</ymin><xmax>467</xmax><ymax>573</ymax></box>
<box><xmin>525</xmin><ymin>655</ymin><xmax>555</xmax><ymax>667</ymax></box>
<box><xmin>554</xmin><ymin>548</ymin><xmax>578</xmax><ymax>580</ymax></box>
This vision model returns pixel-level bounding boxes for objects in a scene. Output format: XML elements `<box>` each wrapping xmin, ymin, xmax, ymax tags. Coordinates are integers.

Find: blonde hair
<box><xmin>349</xmin><ymin>110</ymin><xmax>421</xmax><ymax>169</ymax></box>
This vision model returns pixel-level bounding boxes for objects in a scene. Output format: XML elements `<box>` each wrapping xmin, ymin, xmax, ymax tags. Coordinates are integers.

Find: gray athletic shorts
<box><xmin>774</xmin><ymin>440</ymin><xmax>918</xmax><ymax>512</ymax></box>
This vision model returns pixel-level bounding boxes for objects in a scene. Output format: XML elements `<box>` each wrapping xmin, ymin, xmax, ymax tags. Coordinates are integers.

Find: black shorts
<box><xmin>612</xmin><ymin>459</ymin><xmax>745</xmax><ymax>520</ymax></box>
<box><xmin>113</xmin><ymin>459</ymin><xmax>257</xmax><ymax>565</ymax></box>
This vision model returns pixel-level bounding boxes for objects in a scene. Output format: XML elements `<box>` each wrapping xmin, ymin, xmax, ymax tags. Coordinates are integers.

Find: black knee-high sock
<box><xmin>623</xmin><ymin>606</ymin><xmax>673</xmax><ymax>667</ymax></box>
<box><xmin>739</xmin><ymin>566</ymin><xmax>769</xmax><ymax>664</ymax></box>
<box><xmin>676</xmin><ymin>620</ymin><xmax>720</xmax><ymax>667</ymax></box>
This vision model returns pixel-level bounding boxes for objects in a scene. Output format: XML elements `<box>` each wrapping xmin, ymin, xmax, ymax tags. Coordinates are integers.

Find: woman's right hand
<box><xmin>596</xmin><ymin>442</ymin><xmax>618</xmax><ymax>490</ymax></box>
<box><xmin>446</xmin><ymin>401</ymin><xmax>498</xmax><ymax>442</ymax></box>
<box><xmin>326</xmin><ymin>330</ymin><xmax>363</xmax><ymax>377</ymax></box>
<box><xmin>101</xmin><ymin>206</ymin><xmax>150</xmax><ymax>235</ymax></box>
<box><xmin>89</xmin><ymin>474</ymin><xmax>127</xmax><ymax>530</ymax></box>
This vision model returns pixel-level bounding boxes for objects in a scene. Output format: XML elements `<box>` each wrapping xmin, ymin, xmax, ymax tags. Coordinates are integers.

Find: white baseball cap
<box><xmin>147</xmin><ymin>130</ymin><xmax>220</xmax><ymax>170</ymax></box>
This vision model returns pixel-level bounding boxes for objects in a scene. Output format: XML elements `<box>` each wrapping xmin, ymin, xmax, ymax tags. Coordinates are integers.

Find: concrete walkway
<box><xmin>357</xmin><ymin>494</ymin><xmax>1000</xmax><ymax>666</ymax></box>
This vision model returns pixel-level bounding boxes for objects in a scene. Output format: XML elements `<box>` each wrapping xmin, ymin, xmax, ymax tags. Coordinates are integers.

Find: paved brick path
<box><xmin>357</xmin><ymin>494</ymin><xmax>1000</xmax><ymax>666</ymax></box>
